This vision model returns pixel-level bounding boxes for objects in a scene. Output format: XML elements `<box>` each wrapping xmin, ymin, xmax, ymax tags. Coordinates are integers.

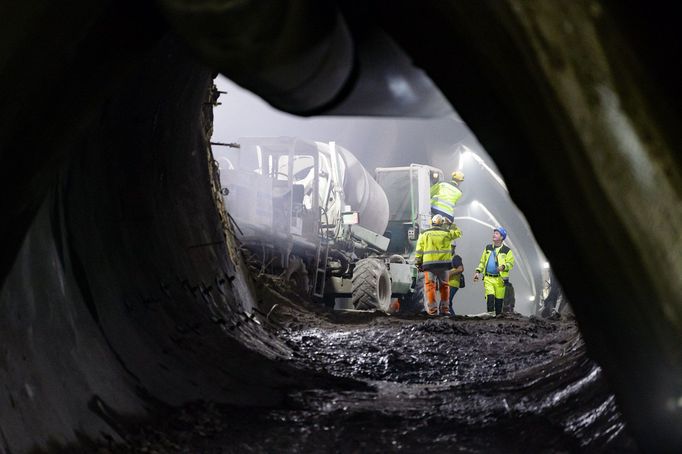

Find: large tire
<box><xmin>351</xmin><ymin>258</ymin><xmax>392</xmax><ymax>311</ymax></box>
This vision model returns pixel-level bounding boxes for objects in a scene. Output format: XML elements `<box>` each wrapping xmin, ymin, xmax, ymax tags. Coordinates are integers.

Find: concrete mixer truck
<box><xmin>216</xmin><ymin>137</ymin><xmax>445</xmax><ymax>313</ymax></box>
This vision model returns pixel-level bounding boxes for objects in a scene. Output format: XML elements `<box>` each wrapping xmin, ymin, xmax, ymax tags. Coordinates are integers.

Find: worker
<box><xmin>447</xmin><ymin>242</ymin><xmax>464</xmax><ymax>315</ymax></box>
<box><xmin>472</xmin><ymin>226</ymin><xmax>515</xmax><ymax>316</ymax></box>
<box><xmin>414</xmin><ymin>214</ymin><xmax>462</xmax><ymax>316</ymax></box>
<box><xmin>430</xmin><ymin>170</ymin><xmax>464</xmax><ymax>222</ymax></box>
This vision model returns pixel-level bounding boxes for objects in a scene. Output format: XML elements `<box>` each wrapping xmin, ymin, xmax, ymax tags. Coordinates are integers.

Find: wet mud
<box><xmin>102</xmin><ymin>285</ymin><xmax>638</xmax><ymax>453</ymax></box>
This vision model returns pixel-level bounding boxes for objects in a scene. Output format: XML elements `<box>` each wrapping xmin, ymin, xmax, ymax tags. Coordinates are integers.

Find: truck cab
<box><xmin>374</xmin><ymin>164</ymin><xmax>445</xmax><ymax>259</ymax></box>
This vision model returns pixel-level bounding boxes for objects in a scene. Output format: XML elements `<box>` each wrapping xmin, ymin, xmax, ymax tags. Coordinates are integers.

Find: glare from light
<box><xmin>256</xmin><ymin>145</ymin><xmax>263</xmax><ymax>173</ymax></box>
<box><xmin>542</xmin><ymin>262</ymin><xmax>550</xmax><ymax>269</ymax></box>
<box><xmin>458</xmin><ymin>145</ymin><xmax>508</xmax><ymax>191</ymax></box>
<box><xmin>452</xmin><ymin>215</ymin><xmax>495</xmax><ymax>230</ymax></box>
<box><xmin>528</xmin><ymin>295</ymin><xmax>535</xmax><ymax>302</ymax></box>
<box><xmin>457</xmin><ymin>148</ymin><xmax>470</xmax><ymax>171</ymax></box>
<box><xmin>387</xmin><ymin>75</ymin><xmax>418</xmax><ymax>103</ymax></box>
<box><xmin>598</xmin><ymin>86</ymin><xmax>654</xmax><ymax>189</ymax></box>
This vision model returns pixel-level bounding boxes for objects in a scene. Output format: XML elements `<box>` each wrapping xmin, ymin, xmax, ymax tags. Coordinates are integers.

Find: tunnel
<box><xmin>1</xmin><ymin>1</ymin><xmax>681</xmax><ymax>452</ymax></box>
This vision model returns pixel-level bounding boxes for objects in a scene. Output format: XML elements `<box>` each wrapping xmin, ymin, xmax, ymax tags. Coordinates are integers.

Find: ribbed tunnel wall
<box><xmin>0</xmin><ymin>36</ymin><xmax>306</xmax><ymax>451</ymax></box>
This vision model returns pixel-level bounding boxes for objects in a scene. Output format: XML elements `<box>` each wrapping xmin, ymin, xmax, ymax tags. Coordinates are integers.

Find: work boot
<box><xmin>426</xmin><ymin>300</ymin><xmax>438</xmax><ymax>316</ymax></box>
<box><xmin>439</xmin><ymin>305</ymin><xmax>450</xmax><ymax>316</ymax></box>
<box><xmin>486</xmin><ymin>295</ymin><xmax>495</xmax><ymax>313</ymax></box>
<box><xmin>495</xmin><ymin>298</ymin><xmax>504</xmax><ymax>316</ymax></box>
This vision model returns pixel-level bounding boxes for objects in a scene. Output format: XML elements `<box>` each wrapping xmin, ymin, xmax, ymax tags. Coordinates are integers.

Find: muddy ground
<box><xmin>96</xmin><ymin>284</ymin><xmax>639</xmax><ymax>453</ymax></box>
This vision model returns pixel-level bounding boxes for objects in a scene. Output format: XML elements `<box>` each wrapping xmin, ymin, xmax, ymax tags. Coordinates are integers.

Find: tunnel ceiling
<box><xmin>1</xmin><ymin>0</ymin><xmax>681</xmax><ymax>452</ymax></box>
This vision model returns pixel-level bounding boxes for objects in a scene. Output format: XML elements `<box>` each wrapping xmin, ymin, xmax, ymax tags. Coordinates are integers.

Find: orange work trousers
<box><xmin>424</xmin><ymin>269</ymin><xmax>450</xmax><ymax>315</ymax></box>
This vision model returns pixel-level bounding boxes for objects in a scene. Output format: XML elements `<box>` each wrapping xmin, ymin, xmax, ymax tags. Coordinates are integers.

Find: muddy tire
<box><xmin>351</xmin><ymin>258</ymin><xmax>392</xmax><ymax>311</ymax></box>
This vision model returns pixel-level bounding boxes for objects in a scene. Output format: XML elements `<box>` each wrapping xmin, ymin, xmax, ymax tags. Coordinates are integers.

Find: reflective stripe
<box><xmin>432</xmin><ymin>197</ymin><xmax>456</xmax><ymax>210</ymax></box>
<box><xmin>477</xmin><ymin>244</ymin><xmax>515</xmax><ymax>279</ymax></box>
<box><xmin>417</xmin><ymin>224</ymin><xmax>461</xmax><ymax>269</ymax></box>
<box><xmin>422</xmin><ymin>260</ymin><xmax>452</xmax><ymax>266</ymax></box>
<box><xmin>430</xmin><ymin>182</ymin><xmax>462</xmax><ymax>216</ymax></box>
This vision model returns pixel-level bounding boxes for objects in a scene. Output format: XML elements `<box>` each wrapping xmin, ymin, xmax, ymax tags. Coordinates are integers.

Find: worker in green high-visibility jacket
<box><xmin>473</xmin><ymin>226</ymin><xmax>515</xmax><ymax>316</ymax></box>
<box><xmin>430</xmin><ymin>170</ymin><xmax>464</xmax><ymax>222</ymax></box>
<box><xmin>414</xmin><ymin>214</ymin><xmax>462</xmax><ymax>316</ymax></box>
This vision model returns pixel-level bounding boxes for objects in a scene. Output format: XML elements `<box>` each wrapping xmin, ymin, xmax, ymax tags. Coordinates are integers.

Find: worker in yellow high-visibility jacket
<box><xmin>430</xmin><ymin>170</ymin><xmax>464</xmax><ymax>222</ymax></box>
<box><xmin>473</xmin><ymin>226</ymin><xmax>515</xmax><ymax>316</ymax></box>
<box><xmin>414</xmin><ymin>215</ymin><xmax>462</xmax><ymax>316</ymax></box>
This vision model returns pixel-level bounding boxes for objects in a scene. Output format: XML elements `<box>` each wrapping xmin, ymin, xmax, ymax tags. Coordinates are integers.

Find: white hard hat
<box><xmin>431</xmin><ymin>214</ymin><xmax>444</xmax><ymax>225</ymax></box>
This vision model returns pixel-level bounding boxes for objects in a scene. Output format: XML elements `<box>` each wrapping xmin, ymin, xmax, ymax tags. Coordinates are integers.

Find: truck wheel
<box><xmin>283</xmin><ymin>255</ymin><xmax>309</xmax><ymax>296</ymax></box>
<box><xmin>351</xmin><ymin>258</ymin><xmax>392</xmax><ymax>311</ymax></box>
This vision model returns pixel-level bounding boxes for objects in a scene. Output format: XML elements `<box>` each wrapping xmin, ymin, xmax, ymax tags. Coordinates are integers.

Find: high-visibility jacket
<box><xmin>415</xmin><ymin>225</ymin><xmax>462</xmax><ymax>269</ymax></box>
<box><xmin>448</xmin><ymin>254</ymin><xmax>464</xmax><ymax>288</ymax></box>
<box><xmin>430</xmin><ymin>181</ymin><xmax>462</xmax><ymax>218</ymax></box>
<box><xmin>475</xmin><ymin>244</ymin><xmax>515</xmax><ymax>278</ymax></box>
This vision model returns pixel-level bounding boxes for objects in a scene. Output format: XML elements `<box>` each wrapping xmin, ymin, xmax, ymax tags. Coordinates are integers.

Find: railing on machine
<box><xmin>312</xmin><ymin>236</ymin><xmax>329</xmax><ymax>299</ymax></box>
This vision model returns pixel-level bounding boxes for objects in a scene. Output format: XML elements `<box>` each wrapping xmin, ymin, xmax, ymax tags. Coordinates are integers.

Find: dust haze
<box><xmin>212</xmin><ymin>75</ymin><xmax>550</xmax><ymax>316</ymax></box>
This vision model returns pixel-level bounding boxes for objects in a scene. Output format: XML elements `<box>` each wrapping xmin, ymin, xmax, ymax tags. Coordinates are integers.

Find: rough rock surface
<box><xmin>97</xmin><ymin>281</ymin><xmax>638</xmax><ymax>453</ymax></box>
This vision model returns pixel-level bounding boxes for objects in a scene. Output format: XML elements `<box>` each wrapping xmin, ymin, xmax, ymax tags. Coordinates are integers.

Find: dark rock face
<box><xmin>0</xmin><ymin>26</ymin><xmax>304</xmax><ymax>452</ymax></box>
<box><xmin>0</xmin><ymin>1</ymin><xmax>680</xmax><ymax>452</ymax></box>
<box><xmin>107</xmin><ymin>304</ymin><xmax>638</xmax><ymax>453</ymax></box>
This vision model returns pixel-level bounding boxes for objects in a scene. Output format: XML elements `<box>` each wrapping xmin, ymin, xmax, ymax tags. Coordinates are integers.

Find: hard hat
<box><xmin>431</xmin><ymin>214</ymin><xmax>444</xmax><ymax>226</ymax></box>
<box><xmin>494</xmin><ymin>226</ymin><xmax>507</xmax><ymax>240</ymax></box>
<box><xmin>451</xmin><ymin>170</ymin><xmax>465</xmax><ymax>182</ymax></box>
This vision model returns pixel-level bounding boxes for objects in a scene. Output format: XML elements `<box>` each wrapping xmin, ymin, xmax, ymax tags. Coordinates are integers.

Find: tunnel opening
<box><xmin>148</xmin><ymin>73</ymin><xmax>634</xmax><ymax>451</ymax></box>
<box><xmin>5</xmin><ymin>32</ymin><xmax>632</xmax><ymax>451</ymax></box>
